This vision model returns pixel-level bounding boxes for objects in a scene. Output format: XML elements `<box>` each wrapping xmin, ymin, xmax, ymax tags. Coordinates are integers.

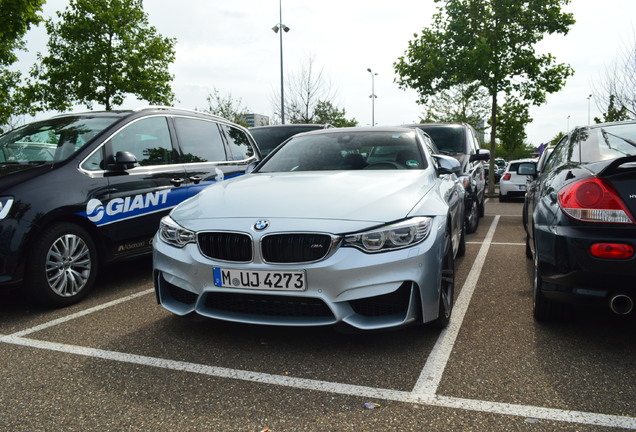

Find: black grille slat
<box><xmin>262</xmin><ymin>234</ymin><xmax>332</xmax><ymax>263</ymax></box>
<box><xmin>204</xmin><ymin>292</ymin><xmax>333</xmax><ymax>317</ymax></box>
<box><xmin>198</xmin><ymin>232</ymin><xmax>252</xmax><ymax>262</ymax></box>
<box><xmin>349</xmin><ymin>282</ymin><xmax>412</xmax><ymax>317</ymax></box>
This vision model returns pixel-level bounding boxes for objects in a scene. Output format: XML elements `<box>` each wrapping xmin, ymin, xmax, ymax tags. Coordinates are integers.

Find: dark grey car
<box><xmin>404</xmin><ymin>123</ymin><xmax>490</xmax><ymax>233</ymax></box>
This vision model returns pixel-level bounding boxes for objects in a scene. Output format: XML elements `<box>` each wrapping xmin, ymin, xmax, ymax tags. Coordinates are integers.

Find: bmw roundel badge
<box><xmin>254</xmin><ymin>220</ymin><xmax>270</xmax><ymax>231</ymax></box>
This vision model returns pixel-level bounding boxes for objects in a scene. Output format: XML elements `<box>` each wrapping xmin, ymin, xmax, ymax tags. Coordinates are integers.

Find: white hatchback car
<box><xmin>499</xmin><ymin>158</ymin><xmax>538</xmax><ymax>201</ymax></box>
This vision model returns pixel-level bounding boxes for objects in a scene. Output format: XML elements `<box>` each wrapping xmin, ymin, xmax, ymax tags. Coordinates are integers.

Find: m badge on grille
<box><xmin>254</xmin><ymin>220</ymin><xmax>270</xmax><ymax>231</ymax></box>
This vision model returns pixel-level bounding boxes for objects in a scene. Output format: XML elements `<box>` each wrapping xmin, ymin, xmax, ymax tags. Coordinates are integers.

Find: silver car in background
<box><xmin>153</xmin><ymin>127</ymin><xmax>465</xmax><ymax>330</ymax></box>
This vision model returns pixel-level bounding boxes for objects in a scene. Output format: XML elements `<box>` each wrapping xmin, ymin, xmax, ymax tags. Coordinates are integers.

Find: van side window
<box><xmin>221</xmin><ymin>125</ymin><xmax>255</xmax><ymax>160</ymax></box>
<box><xmin>174</xmin><ymin>117</ymin><xmax>227</xmax><ymax>163</ymax></box>
<box><xmin>110</xmin><ymin>116</ymin><xmax>173</xmax><ymax>166</ymax></box>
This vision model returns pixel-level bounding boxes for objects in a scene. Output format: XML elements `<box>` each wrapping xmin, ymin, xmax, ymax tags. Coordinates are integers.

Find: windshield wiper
<box><xmin>601</xmin><ymin>128</ymin><xmax>636</xmax><ymax>149</ymax></box>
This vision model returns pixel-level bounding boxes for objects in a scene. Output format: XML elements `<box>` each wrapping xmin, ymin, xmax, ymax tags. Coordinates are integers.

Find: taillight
<box><xmin>590</xmin><ymin>243</ymin><xmax>635</xmax><ymax>259</ymax></box>
<box><xmin>558</xmin><ymin>178</ymin><xmax>635</xmax><ymax>224</ymax></box>
<box><xmin>502</xmin><ymin>173</ymin><xmax>511</xmax><ymax>181</ymax></box>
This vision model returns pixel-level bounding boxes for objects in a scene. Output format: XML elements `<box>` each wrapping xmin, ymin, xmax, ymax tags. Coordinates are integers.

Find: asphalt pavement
<box><xmin>1</xmin><ymin>198</ymin><xmax>635</xmax><ymax>432</ymax></box>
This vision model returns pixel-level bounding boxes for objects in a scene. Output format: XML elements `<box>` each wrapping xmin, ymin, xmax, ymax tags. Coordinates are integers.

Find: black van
<box><xmin>0</xmin><ymin>107</ymin><xmax>260</xmax><ymax>307</ymax></box>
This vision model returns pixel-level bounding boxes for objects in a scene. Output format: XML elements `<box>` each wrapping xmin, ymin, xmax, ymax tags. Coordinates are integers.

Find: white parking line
<box><xmin>2</xmin><ymin>219</ymin><xmax>635</xmax><ymax>430</ymax></box>
<box><xmin>412</xmin><ymin>215</ymin><xmax>500</xmax><ymax>396</ymax></box>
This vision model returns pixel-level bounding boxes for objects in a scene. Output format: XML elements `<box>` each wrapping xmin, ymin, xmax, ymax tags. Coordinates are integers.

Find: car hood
<box><xmin>172</xmin><ymin>171</ymin><xmax>435</xmax><ymax>227</ymax></box>
<box><xmin>0</xmin><ymin>162</ymin><xmax>52</xmax><ymax>191</ymax></box>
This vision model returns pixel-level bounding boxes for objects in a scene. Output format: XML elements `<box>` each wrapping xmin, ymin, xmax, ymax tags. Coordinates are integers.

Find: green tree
<box><xmin>394</xmin><ymin>0</ymin><xmax>575</xmax><ymax>193</ymax></box>
<box><xmin>419</xmin><ymin>82</ymin><xmax>489</xmax><ymax>129</ymax></box>
<box><xmin>27</xmin><ymin>0</ymin><xmax>175</xmax><ymax>112</ymax></box>
<box><xmin>203</xmin><ymin>87</ymin><xmax>250</xmax><ymax>127</ymax></box>
<box><xmin>312</xmin><ymin>100</ymin><xmax>357</xmax><ymax>127</ymax></box>
<box><xmin>0</xmin><ymin>0</ymin><xmax>44</xmax><ymax>131</ymax></box>
<box><xmin>496</xmin><ymin>97</ymin><xmax>532</xmax><ymax>159</ymax></box>
<box><xmin>594</xmin><ymin>94</ymin><xmax>631</xmax><ymax>123</ymax></box>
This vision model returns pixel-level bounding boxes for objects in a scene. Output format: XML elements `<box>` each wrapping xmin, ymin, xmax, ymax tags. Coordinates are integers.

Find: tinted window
<box><xmin>250</xmin><ymin>125</ymin><xmax>323</xmax><ymax>156</ymax></box>
<box><xmin>0</xmin><ymin>116</ymin><xmax>118</xmax><ymax>164</ymax></box>
<box><xmin>416</xmin><ymin>125</ymin><xmax>465</xmax><ymax>153</ymax></box>
<box><xmin>109</xmin><ymin>116</ymin><xmax>173</xmax><ymax>166</ymax></box>
<box><xmin>174</xmin><ymin>117</ymin><xmax>227</xmax><ymax>163</ymax></box>
<box><xmin>221</xmin><ymin>124</ymin><xmax>255</xmax><ymax>160</ymax></box>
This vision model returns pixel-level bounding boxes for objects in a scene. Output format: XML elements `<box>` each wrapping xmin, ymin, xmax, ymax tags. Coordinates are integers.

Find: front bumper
<box><xmin>153</xmin><ymin>218</ymin><xmax>447</xmax><ymax>330</ymax></box>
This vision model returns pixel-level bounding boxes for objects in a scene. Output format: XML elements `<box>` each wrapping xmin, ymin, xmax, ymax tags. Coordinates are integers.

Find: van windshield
<box><xmin>0</xmin><ymin>116</ymin><xmax>119</xmax><ymax>165</ymax></box>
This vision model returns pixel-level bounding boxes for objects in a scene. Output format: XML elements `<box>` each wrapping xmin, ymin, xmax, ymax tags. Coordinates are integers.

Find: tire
<box><xmin>532</xmin><ymin>248</ymin><xmax>566</xmax><ymax>322</ymax></box>
<box><xmin>465</xmin><ymin>197</ymin><xmax>479</xmax><ymax>234</ymax></box>
<box><xmin>478</xmin><ymin>195</ymin><xmax>485</xmax><ymax>218</ymax></box>
<box><xmin>457</xmin><ymin>221</ymin><xmax>466</xmax><ymax>257</ymax></box>
<box><xmin>430</xmin><ymin>227</ymin><xmax>455</xmax><ymax>328</ymax></box>
<box><xmin>525</xmin><ymin>234</ymin><xmax>532</xmax><ymax>259</ymax></box>
<box><xmin>24</xmin><ymin>223</ymin><xmax>98</xmax><ymax>308</ymax></box>
<box><xmin>499</xmin><ymin>192</ymin><xmax>508</xmax><ymax>202</ymax></box>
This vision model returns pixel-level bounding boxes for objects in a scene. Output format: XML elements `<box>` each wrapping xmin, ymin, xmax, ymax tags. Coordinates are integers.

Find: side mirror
<box><xmin>470</xmin><ymin>149</ymin><xmax>490</xmax><ymax>162</ymax></box>
<box><xmin>113</xmin><ymin>151</ymin><xmax>137</xmax><ymax>170</ymax></box>
<box><xmin>433</xmin><ymin>154</ymin><xmax>461</xmax><ymax>175</ymax></box>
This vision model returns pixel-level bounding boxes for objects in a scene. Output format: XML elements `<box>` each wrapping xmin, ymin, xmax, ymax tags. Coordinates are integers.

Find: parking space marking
<box><xmin>412</xmin><ymin>216</ymin><xmax>500</xmax><ymax>396</ymax></box>
<box><xmin>2</xmin><ymin>219</ymin><xmax>636</xmax><ymax>430</ymax></box>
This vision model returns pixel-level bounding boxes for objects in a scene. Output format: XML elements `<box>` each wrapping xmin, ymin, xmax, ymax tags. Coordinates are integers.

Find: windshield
<box><xmin>257</xmin><ymin>130</ymin><xmax>426</xmax><ymax>173</ymax></box>
<box><xmin>0</xmin><ymin>116</ymin><xmax>119</xmax><ymax>165</ymax></box>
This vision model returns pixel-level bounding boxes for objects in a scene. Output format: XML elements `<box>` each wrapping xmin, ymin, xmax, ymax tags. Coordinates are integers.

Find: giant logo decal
<box><xmin>80</xmin><ymin>189</ymin><xmax>179</xmax><ymax>226</ymax></box>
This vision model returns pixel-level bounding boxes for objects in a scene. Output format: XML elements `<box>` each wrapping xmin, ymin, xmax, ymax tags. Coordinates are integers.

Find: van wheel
<box><xmin>25</xmin><ymin>223</ymin><xmax>98</xmax><ymax>307</ymax></box>
<box><xmin>465</xmin><ymin>197</ymin><xmax>479</xmax><ymax>234</ymax></box>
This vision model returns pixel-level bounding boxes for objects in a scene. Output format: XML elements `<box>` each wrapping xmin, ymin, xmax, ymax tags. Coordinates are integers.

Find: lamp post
<box><xmin>367</xmin><ymin>68</ymin><xmax>378</xmax><ymax>126</ymax></box>
<box><xmin>567</xmin><ymin>115</ymin><xmax>570</xmax><ymax>133</ymax></box>
<box><xmin>587</xmin><ymin>94</ymin><xmax>592</xmax><ymax>125</ymax></box>
<box><xmin>272</xmin><ymin>0</ymin><xmax>289</xmax><ymax>124</ymax></box>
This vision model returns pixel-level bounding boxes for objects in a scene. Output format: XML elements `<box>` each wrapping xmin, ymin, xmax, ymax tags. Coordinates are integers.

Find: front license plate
<box><xmin>213</xmin><ymin>268</ymin><xmax>306</xmax><ymax>291</ymax></box>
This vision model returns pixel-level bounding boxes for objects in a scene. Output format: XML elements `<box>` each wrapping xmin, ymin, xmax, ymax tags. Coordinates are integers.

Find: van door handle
<box><xmin>189</xmin><ymin>176</ymin><xmax>202</xmax><ymax>184</ymax></box>
<box><xmin>171</xmin><ymin>178</ymin><xmax>184</xmax><ymax>187</ymax></box>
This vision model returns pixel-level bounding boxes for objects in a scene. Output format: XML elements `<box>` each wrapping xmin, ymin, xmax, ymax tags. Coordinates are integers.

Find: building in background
<box><xmin>244</xmin><ymin>113</ymin><xmax>269</xmax><ymax>127</ymax></box>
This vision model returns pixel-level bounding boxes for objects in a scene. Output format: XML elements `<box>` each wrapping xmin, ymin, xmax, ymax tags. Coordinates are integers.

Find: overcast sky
<box><xmin>15</xmin><ymin>0</ymin><xmax>636</xmax><ymax>146</ymax></box>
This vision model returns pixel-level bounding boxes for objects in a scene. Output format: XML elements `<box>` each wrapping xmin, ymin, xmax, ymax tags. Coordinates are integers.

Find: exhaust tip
<box><xmin>609</xmin><ymin>294</ymin><xmax>634</xmax><ymax>315</ymax></box>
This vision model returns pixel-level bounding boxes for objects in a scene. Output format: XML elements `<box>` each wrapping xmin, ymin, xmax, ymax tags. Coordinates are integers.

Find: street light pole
<box><xmin>587</xmin><ymin>94</ymin><xmax>592</xmax><ymax>125</ymax></box>
<box><xmin>272</xmin><ymin>0</ymin><xmax>289</xmax><ymax>124</ymax></box>
<box><xmin>367</xmin><ymin>68</ymin><xmax>378</xmax><ymax>126</ymax></box>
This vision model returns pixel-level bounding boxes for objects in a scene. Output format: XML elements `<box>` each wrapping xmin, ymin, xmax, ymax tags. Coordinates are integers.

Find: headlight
<box><xmin>159</xmin><ymin>216</ymin><xmax>196</xmax><ymax>248</ymax></box>
<box><xmin>343</xmin><ymin>217</ymin><xmax>432</xmax><ymax>253</ymax></box>
<box><xmin>0</xmin><ymin>197</ymin><xmax>14</xmax><ymax>220</ymax></box>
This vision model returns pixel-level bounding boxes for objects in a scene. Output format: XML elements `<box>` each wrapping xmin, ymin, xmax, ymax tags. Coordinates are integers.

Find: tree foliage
<box><xmin>594</xmin><ymin>94</ymin><xmax>631</xmax><ymax>123</ymax></box>
<box><xmin>26</xmin><ymin>0</ymin><xmax>176</xmax><ymax>112</ymax></box>
<box><xmin>0</xmin><ymin>0</ymin><xmax>44</xmax><ymax>131</ymax></box>
<box><xmin>312</xmin><ymin>101</ymin><xmax>357</xmax><ymax>127</ymax></box>
<box><xmin>394</xmin><ymin>0</ymin><xmax>575</xmax><ymax>192</ymax></box>
<box><xmin>203</xmin><ymin>87</ymin><xmax>250</xmax><ymax>127</ymax></box>
<box><xmin>419</xmin><ymin>82</ymin><xmax>489</xmax><ymax>128</ymax></box>
<box><xmin>496</xmin><ymin>96</ymin><xmax>532</xmax><ymax>159</ymax></box>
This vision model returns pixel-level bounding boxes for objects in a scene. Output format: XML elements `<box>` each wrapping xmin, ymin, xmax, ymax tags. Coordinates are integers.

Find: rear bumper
<box><xmin>535</xmin><ymin>223</ymin><xmax>636</xmax><ymax>304</ymax></box>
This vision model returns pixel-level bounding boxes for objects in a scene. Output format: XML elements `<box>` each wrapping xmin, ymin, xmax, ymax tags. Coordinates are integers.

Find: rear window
<box><xmin>574</xmin><ymin>124</ymin><xmax>636</xmax><ymax>162</ymax></box>
<box><xmin>250</xmin><ymin>125</ymin><xmax>323</xmax><ymax>156</ymax></box>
